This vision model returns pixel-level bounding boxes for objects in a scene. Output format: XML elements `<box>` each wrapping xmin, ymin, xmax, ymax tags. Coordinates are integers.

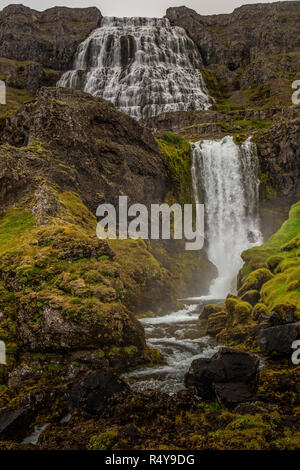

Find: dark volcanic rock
<box><xmin>70</xmin><ymin>369</ymin><xmax>129</xmax><ymax>415</ymax></box>
<box><xmin>1</xmin><ymin>87</ymin><xmax>167</xmax><ymax>214</ymax></box>
<box><xmin>185</xmin><ymin>347</ymin><xmax>259</xmax><ymax>402</ymax></box>
<box><xmin>258</xmin><ymin>322</ymin><xmax>300</xmax><ymax>357</ymax></box>
<box><xmin>213</xmin><ymin>382</ymin><xmax>256</xmax><ymax>410</ymax></box>
<box><xmin>256</xmin><ymin>117</ymin><xmax>300</xmax><ymax>200</ymax></box>
<box><xmin>0</xmin><ymin>406</ymin><xmax>33</xmax><ymax>441</ymax></box>
<box><xmin>0</xmin><ymin>4</ymin><xmax>102</xmax><ymax>70</ymax></box>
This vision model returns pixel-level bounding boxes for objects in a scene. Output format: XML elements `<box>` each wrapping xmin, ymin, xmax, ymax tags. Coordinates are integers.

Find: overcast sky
<box><xmin>0</xmin><ymin>1</ymin><xmax>290</xmax><ymax>17</ymax></box>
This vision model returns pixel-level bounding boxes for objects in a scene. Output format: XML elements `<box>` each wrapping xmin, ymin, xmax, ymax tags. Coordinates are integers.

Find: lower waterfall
<box><xmin>192</xmin><ymin>136</ymin><xmax>263</xmax><ymax>300</ymax></box>
<box><xmin>57</xmin><ymin>17</ymin><xmax>212</xmax><ymax>120</ymax></box>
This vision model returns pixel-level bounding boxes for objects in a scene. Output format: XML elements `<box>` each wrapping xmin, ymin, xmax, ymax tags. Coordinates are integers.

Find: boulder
<box><xmin>241</xmin><ymin>290</ymin><xmax>260</xmax><ymax>307</ymax></box>
<box><xmin>206</xmin><ymin>312</ymin><xmax>227</xmax><ymax>336</ymax></box>
<box><xmin>258</xmin><ymin>323</ymin><xmax>300</xmax><ymax>357</ymax></box>
<box><xmin>199</xmin><ymin>304</ymin><xmax>224</xmax><ymax>321</ymax></box>
<box><xmin>213</xmin><ymin>382</ymin><xmax>256</xmax><ymax>410</ymax></box>
<box><xmin>70</xmin><ymin>369</ymin><xmax>129</xmax><ymax>415</ymax></box>
<box><xmin>185</xmin><ymin>347</ymin><xmax>259</xmax><ymax>402</ymax></box>
<box><xmin>0</xmin><ymin>406</ymin><xmax>33</xmax><ymax>441</ymax></box>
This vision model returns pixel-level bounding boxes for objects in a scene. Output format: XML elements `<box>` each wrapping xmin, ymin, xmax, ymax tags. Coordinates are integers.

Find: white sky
<box><xmin>0</xmin><ymin>1</ymin><xmax>291</xmax><ymax>17</ymax></box>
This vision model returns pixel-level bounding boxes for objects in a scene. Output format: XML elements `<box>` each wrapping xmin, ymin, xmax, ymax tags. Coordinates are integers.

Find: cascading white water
<box><xmin>57</xmin><ymin>17</ymin><xmax>212</xmax><ymax>120</ymax></box>
<box><xmin>192</xmin><ymin>136</ymin><xmax>263</xmax><ymax>300</ymax></box>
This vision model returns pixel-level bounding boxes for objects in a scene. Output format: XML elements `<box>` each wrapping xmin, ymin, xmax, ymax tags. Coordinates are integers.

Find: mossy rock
<box><xmin>238</xmin><ymin>268</ymin><xmax>273</xmax><ymax>297</ymax></box>
<box><xmin>281</xmin><ymin>237</ymin><xmax>300</xmax><ymax>252</ymax></box>
<box><xmin>225</xmin><ymin>296</ymin><xmax>252</xmax><ymax>325</ymax></box>
<box><xmin>252</xmin><ymin>303</ymin><xmax>269</xmax><ymax>321</ymax></box>
<box><xmin>87</xmin><ymin>430</ymin><xmax>118</xmax><ymax>450</ymax></box>
<box><xmin>267</xmin><ymin>255</ymin><xmax>284</xmax><ymax>272</ymax></box>
<box><xmin>206</xmin><ymin>312</ymin><xmax>227</xmax><ymax>336</ymax></box>
<box><xmin>199</xmin><ymin>303</ymin><xmax>224</xmax><ymax>321</ymax></box>
<box><xmin>240</xmin><ymin>290</ymin><xmax>260</xmax><ymax>307</ymax></box>
<box><xmin>225</xmin><ymin>295</ymin><xmax>239</xmax><ymax>315</ymax></box>
<box><xmin>272</xmin><ymin>303</ymin><xmax>297</xmax><ymax>323</ymax></box>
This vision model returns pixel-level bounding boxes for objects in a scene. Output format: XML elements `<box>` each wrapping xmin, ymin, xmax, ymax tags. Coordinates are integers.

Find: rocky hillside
<box><xmin>0</xmin><ymin>5</ymin><xmax>102</xmax><ymax>69</ymax></box>
<box><xmin>167</xmin><ymin>2</ymin><xmax>300</xmax><ymax>69</ymax></box>
<box><xmin>0</xmin><ymin>4</ymin><xmax>102</xmax><ymax>121</ymax></box>
<box><xmin>0</xmin><ymin>86</ymin><xmax>215</xmax><ymax>396</ymax></box>
<box><xmin>0</xmin><ymin>2</ymin><xmax>299</xmax><ymax>451</ymax></box>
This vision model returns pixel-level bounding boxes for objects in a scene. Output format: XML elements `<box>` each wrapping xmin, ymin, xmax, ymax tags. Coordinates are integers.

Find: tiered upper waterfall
<box><xmin>192</xmin><ymin>136</ymin><xmax>263</xmax><ymax>299</ymax></box>
<box><xmin>58</xmin><ymin>17</ymin><xmax>212</xmax><ymax>120</ymax></box>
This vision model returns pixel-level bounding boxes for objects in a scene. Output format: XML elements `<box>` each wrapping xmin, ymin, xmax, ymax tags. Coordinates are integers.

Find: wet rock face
<box><xmin>166</xmin><ymin>2</ymin><xmax>300</xmax><ymax>69</ymax></box>
<box><xmin>185</xmin><ymin>347</ymin><xmax>259</xmax><ymax>406</ymax></box>
<box><xmin>256</xmin><ymin>118</ymin><xmax>300</xmax><ymax>199</ymax></box>
<box><xmin>0</xmin><ymin>4</ymin><xmax>102</xmax><ymax>70</ymax></box>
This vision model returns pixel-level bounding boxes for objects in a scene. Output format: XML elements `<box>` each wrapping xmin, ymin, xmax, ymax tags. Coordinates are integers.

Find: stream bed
<box><xmin>124</xmin><ymin>303</ymin><xmax>222</xmax><ymax>395</ymax></box>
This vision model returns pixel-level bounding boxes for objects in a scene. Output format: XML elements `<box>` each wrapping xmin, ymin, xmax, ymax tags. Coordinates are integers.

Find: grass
<box><xmin>157</xmin><ymin>132</ymin><xmax>193</xmax><ymax>205</ymax></box>
<box><xmin>240</xmin><ymin>201</ymin><xmax>300</xmax><ymax>316</ymax></box>
<box><xmin>0</xmin><ymin>210</ymin><xmax>35</xmax><ymax>255</ymax></box>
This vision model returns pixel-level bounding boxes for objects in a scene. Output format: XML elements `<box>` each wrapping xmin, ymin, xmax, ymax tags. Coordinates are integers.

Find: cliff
<box><xmin>0</xmin><ymin>4</ymin><xmax>102</xmax><ymax>70</ymax></box>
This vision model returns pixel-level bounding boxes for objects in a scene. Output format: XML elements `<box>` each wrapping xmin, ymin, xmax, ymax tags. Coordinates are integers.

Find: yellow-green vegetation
<box><xmin>0</xmin><ymin>209</ymin><xmax>35</xmax><ymax>255</ymax></box>
<box><xmin>238</xmin><ymin>268</ymin><xmax>274</xmax><ymax>297</ymax></box>
<box><xmin>206</xmin><ymin>311</ymin><xmax>227</xmax><ymax>336</ymax></box>
<box><xmin>0</xmin><ymin>86</ymin><xmax>33</xmax><ymax>122</ymax></box>
<box><xmin>200</xmin><ymin>68</ymin><xmax>228</xmax><ymax>101</ymax></box>
<box><xmin>240</xmin><ymin>201</ymin><xmax>300</xmax><ymax>317</ymax></box>
<box><xmin>157</xmin><ymin>132</ymin><xmax>193</xmax><ymax>205</ymax></box>
<box><xmin>204</xmin><ymin>412</ymin><xmax>280</xmax><ymax>450</ymax></box>
<box><xmin>210</xmin><ymin>203</ymin><xmax>300</xmax><ymax>349</ymax></box>
<box><xmin>87</xmin><ymin>430</ymin><xmax>118</xmax><ymax>450</ymax></box>
<box><xmin>225</xmin><ymin>296</ymin><xmax>252</xmax><ymax>324</ymax></box>
<box><xmin>0</xmin><ymin>191</ymin><xmax>148</xmax><ymax>375</ymax></box>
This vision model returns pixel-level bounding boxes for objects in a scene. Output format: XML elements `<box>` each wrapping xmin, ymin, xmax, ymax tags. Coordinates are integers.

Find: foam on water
<box><xmin>58</xmin><ymin>17</ymin><xmax>212</xmax><ymax>120</ymax></box>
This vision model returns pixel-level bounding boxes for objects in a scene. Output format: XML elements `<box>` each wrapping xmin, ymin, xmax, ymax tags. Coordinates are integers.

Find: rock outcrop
<box><xmin>166</xmin><ymin>2</ymin><xmax>300</xmax><ymax>69</ymax></box>
<box><xmin>185</xmin><ymin>347</ymin><xmax>259</xmax><ymax>407</ymax></box>
<box><xmin>0</xmin><ymin>5</ymin><xmax>102</xmax><ymax>70</ymax></box>
<box><xmin>70</xmin><ymin>370</ymin><xmax>129</xmax><ymax>415</ymax></box>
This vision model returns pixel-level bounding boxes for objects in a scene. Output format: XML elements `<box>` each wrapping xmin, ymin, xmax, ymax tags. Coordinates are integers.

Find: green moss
<box><xmin>97</xmin><ymin>349</ymin><xmax>105</xmax><ymax>358</ymax></box>
<box><xmin>46</xmin><ymin>363</ymin><xmax>61</xmax><ymax>372</ymax></box>
<box><xmin>200</xmin><ymin>68</ymin><xmax>227</xmax><ymax>100</ymax></box>
<box><xmin>206</xmin><ymin>312</ymin><xmax>227</xmax><ymax>336</ymax></box>
<box><xmin>205</xmin><ymin>412</ymin><xmax>279</xmax><ymax>450</ymax></box>
<box><xmin>157</xmin><ymin>132</ymin><xmax>193</xmax><ymax>205</ymax></box>
<box><xmin>200</xmin><ymin>304</ymin><xmax>224</xmax><ymax>320</ymax></box>
<box><xmin>124</xmin><ymin>345</ymin><xmax>138</xmax><ymax>356</ymax></box>
<box><xmin>238</xmin><ymin>268</ymin><xmax>274</xmax><ymax>297</ymax></box>
<box><xmin>87</xmin><ymin>430</ymin><xmax>118</xmax><ymax>450</ymax></box>
<box><xmin>0</xmin><ymin>86</ymin><xmax>33</xmax><ymax>120</ymax></box>
<box><xmin>252</xmin><ymin>303</ymin><xmax>268</xmax><ymax>321</ymax></box>
<box><xmin>240</xmin><ymin>202</ymin><xmax>300</xmax><ymax>317</ymax></box>
<box><xmin>0</xmin><ymin>209</ymin><xmax>35</xmax><ymax>255</ymax></box>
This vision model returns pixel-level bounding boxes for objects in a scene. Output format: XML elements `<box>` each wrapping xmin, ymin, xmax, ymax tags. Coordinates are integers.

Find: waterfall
<box><xmin>57</xmin><ymin>17</ymin><xmax>212</xmax><ymax>120</ymax></box>
<box><xmin>192</xmin><ymin>136</ymin><xmax>263</xmax><ymax>300</ymax></box>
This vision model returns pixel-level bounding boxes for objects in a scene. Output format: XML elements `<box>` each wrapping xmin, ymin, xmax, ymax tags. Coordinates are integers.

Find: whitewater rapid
<box><xmin>124</xmin><ymin>305</ymin><xmax>220</xmax><ymax>394</ymax></box>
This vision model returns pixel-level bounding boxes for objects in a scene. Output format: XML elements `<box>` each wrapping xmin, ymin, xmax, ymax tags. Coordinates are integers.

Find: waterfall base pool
<box><xmin>124</xmin><ymin>304</ymin><xmax>222</xmax><ymax>395</ymax></box>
